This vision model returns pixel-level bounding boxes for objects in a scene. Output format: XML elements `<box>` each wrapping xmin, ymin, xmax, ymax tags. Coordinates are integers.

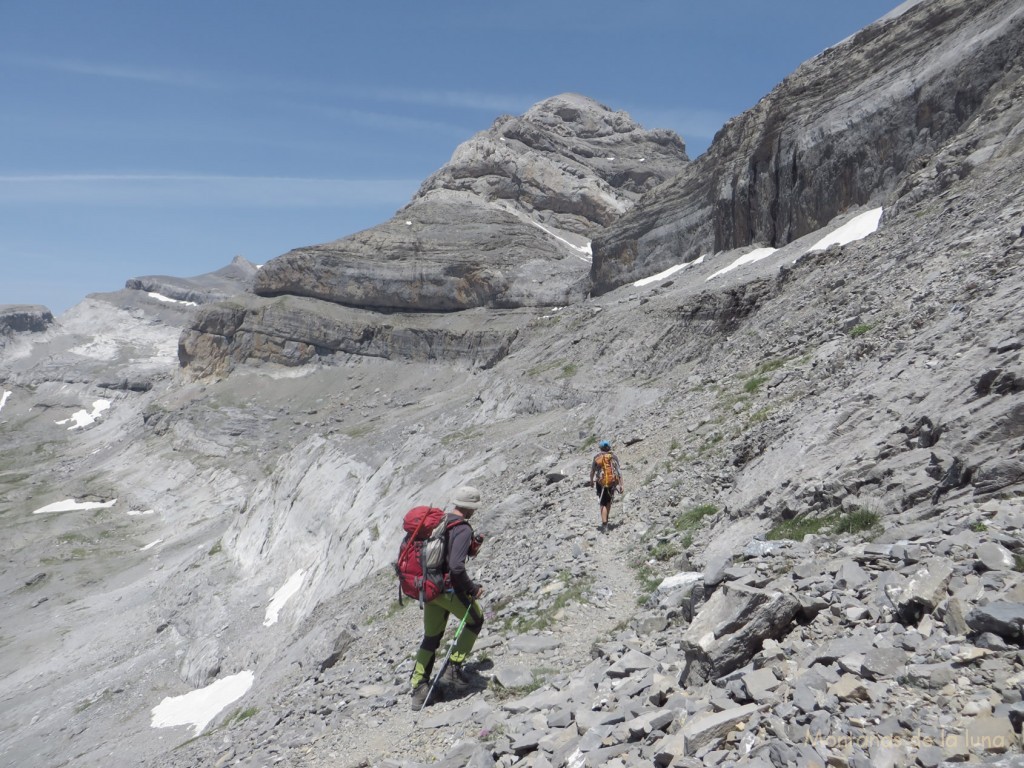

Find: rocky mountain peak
<box><xmin>416</xmin><ymin>91</ymin><xmax>688</xmax><ymax>233</ymax></box>
<box><xmin>180</xmin><ymin>93</ymin><xmax>690</xmax><ymax>378</ymax></box>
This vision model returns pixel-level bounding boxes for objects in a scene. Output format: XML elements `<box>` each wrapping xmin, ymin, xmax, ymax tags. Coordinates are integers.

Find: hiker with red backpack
<box><xmin>589</xmin><ymin>440</ymin><xmax>623</xmax><ymax>533</ymax></box>
<box><xmin>400</xmin><ymin>485</ymin><xmax>486</xmax><ymax>711</ymax></box>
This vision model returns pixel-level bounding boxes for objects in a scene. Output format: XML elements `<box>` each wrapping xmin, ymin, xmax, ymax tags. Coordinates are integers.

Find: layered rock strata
<box><xmin>590</xmin><ymin>0</ymin><xmax>1024</xmax><ymax>294</ymax></box>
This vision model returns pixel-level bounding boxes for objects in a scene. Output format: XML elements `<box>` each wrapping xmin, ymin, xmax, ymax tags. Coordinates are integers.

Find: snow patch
<box><xmin>706</xmin><ymin>248</ymin><xmax>777</xmax><ymax>281</ymax></box>
<box><xmin>634</xmin><ymin>256</ymin><xmax>705</xmax><ymax>287</ymax></box>
<box><xmin>140</xmin><ymin>539</ymin><xmax>163</xmax><ymax>551</ymax></box>
<box><xmin>802</xmin><ymin>207</ymin><xmax>883</xmax><ymax>257</ymax></box>
<box><xmin>55</xmin><ymin>399</ymin><xmax>110</xmax><ymax>430</ymax></box>
<box><xmin>150</xmin><ymin>670</ymin><xmax>254</xmax><ymax>735</ymax></box>
<box><xmin>148</xmin><ymin>292</ymin><xmax>198</xmax><ymax>306</ymax></box>
<box><xmin>0</xmin><ymin>390</ymin><xmax>11</xmax><ymax>413</ymax></box>
<box><xmin>33</xmin><ymin>498</ymin><xmax>117</xmax><ymax>515</ymax></box>
<box><xmin>264</xmin><ymin>569</ymin><xmax>306</xmax><ymax>627</ymax></box>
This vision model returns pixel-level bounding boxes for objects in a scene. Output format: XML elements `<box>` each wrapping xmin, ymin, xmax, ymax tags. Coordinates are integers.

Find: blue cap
<box><xmin>599</xmin><ymin>440</ymin><xmax>611</xmax><ymax>450</ymax></box>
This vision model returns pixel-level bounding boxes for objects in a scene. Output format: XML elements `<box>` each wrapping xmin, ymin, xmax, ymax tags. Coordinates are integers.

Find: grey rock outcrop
<box><xmin>590</xmin><ymin>0</ymin><xmax>1024</xmax><ymax>294</ymax></box>
<box><xmin>0</xmin><ymin>304</ymin><xmax>53</xmax><ymax>336</ymax></box>
<box><xmin>255</xmin><ymin>93</ymin><xmax>688</xmax><ymax>312</ymax></box>
<box><xmin>177</xmin><ymin>293</ymin><xmax>524</xmax><ymax>378</ymax></box>
<box><xmin>182</xmin><ymin>95</ymin><xmax>689</xmax><ymax>376</ymax></box>
<box><xmin>125</xmin><ymin>254</ymin><xmax>258</xmax><ymax>305</ymax></box>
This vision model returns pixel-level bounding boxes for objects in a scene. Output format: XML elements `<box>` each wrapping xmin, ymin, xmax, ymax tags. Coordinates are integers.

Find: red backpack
<box><xmin>395</xmin><ymin>506</ymin><xmax>465</xmax><ymax>606</ymax></box>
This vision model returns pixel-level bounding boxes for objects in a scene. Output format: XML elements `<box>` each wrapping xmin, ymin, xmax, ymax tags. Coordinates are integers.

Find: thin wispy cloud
<box><xmin>284</xmin><ymin>101</ymin><xmax>475</xmax><ymax>139</ymax></box>
<box><xmin>340</xmin><ymin>84</ymin><xmax>530</xmax><ymax>115</ymax></box>
<box><xmin>9</xmin><ymin>54</ymin><xmax>530</xmax><ymax>115</ymax></box>
<box><xmin>9</xmin><ymin>55</ymin><xmax>222</xmax><ymax>90</ymax></box>
<box><xmin>0</xmin><ymin>174</ymin><xmax>420</xmax><ymax>208</ymax></box>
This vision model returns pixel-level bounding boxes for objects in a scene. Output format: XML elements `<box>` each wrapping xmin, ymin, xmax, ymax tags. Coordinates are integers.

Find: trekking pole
<box><xmin>422</xmin><ymin>602</ymin><xmax>472</xmax><ymax>709</ymax></box>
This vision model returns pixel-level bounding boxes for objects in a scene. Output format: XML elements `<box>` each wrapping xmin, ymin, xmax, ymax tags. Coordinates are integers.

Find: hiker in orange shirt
<box><xmin>589</xmin><ymin>440</ymin><xmax>623</xmax><ymax>533</ymax></box>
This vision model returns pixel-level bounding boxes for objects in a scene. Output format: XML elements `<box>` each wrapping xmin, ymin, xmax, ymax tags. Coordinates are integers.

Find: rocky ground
<box><xmin>147</xmin><ymin>135</ymin><xmax>1023</xmax><ymax>765</ymax></box>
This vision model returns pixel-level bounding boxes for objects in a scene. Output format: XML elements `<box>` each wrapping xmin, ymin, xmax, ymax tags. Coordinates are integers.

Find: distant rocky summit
<box><xmin>255</xmin><ymin>93</ymin><xmax>688</xmax><ymax>312</ymax></box>
<box><xmin>0</xmin><ymin>305</ymin><xmax>53</xmax><ymax>347</ymax></box>
<box><xmin>180</xmin><ymin>95</ymin><xmax>689</xmax><ymax>377</ymax></box>
<box><xmin>124</xmin><ymin>254</ymin><xmax>258</xmax><ymax>305</ymax></box>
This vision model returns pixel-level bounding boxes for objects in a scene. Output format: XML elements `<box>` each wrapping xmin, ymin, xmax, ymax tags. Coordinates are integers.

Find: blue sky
<box><xmin>1</xmin><ymin>1</ymin><xmax>902</xmax><ymax>315</ymax></box>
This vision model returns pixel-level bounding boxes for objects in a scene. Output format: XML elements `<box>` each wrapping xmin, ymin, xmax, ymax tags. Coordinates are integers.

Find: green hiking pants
<box><xmin>410</xmin><ymin>592</ymin><xmax>484</xmax><ymax>689</ymax></box>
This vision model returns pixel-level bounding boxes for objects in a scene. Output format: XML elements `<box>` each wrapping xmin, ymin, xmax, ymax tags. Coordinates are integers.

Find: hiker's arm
<box><xmin>447</xmin><ymin>526</ymin><xmax>480</xmax><ymax>597</ymax></box>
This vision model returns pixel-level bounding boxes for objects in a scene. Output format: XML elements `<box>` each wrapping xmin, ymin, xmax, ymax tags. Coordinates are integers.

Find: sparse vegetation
<box><xmin>673</xmin><ymin>503</ymin><xmax>717</xmax><ymax>532</ymax></box>
<box><xmin>343</xmin><ymin>422</ymin><xmax>375</xmax><ymax>438</ymax></box>
<box><xmin>372</xmin><ymin>599</ymin><xmax>408</xmax><ymax>622</ymax></box>
<box><xmin>630</xmin><ymin>559</ymin><xmax>663</xmax><ymax>604</ymax></box>
<box><xmin>743</xmin><ymin>375</ymin><xmax>767</xmax><ymax>394</ymax></box>
<box><xmin>441</xmin><ymin>426</ymin><xmax>483</xmax><ymax>445</ymax></box>
<box><xmin>223</xmin><ymin>706</ymin><xmax>258</xmax><ymax>727</ymax></box>
<box><xmin>1014</xmin><ymin>554</ymin><xmax>1024</xmax><ymax>573</ymax></box>
<box><xmin>756</xmin><ymin>358</ymin><xmax>787</xmax><ymax>375</ymax></box>
<box><xmin>700</xmin><ymin>433</ymin><xmax>724</xmax><ymax>452</ymax></box>
<box><xmin>501</xmin><ymin>571</ymin><xmax>593</xmax><ymax>634</ymax></box>
<box><xmin>849</xmin><ymin>323</ymin><xmax>873</xmax><ymax>338</ymax></box>
<box><xmin>207</xmin><ymin>540</ymin><xmax>223</xmax><ymax>556</ymax></box>
<box><xmin>489</xmin><ymin>675</ymin><xmax>545</xmax><ymax>699</ymax></box>
<box><xmin>969</xmin><ymin>521</ymin><xmax>988</xmax><ymax>532</ymax></box>
<box><xmin>768</xmin><ymin>507</ymin><xmax>881</xmax><ymax>541</ymax></box>
<box><xmin>526</xmin><ymin>359</ymin><xmax>574</xmax><ymax>378</ymax></box>
<box><xmin>649</xmin><ymin>540</ymin><xmax>679</xmax><ymax>562</ymax></box>
<box><xmin>767</xmin><ymin>513</ymin><xmax>838</xmax><ymax>541</ymax></box>
<box><xmin>834</xmin><ymin>508</ymin><xmax>881</xmax><ymax>535</ymax></box>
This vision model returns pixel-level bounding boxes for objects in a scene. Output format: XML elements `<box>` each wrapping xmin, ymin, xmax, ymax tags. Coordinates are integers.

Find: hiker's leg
<box><xmin>410</xmin><ymin>599</ymin><xmax>449</xmax><ymax>687</ymax></box>
<box><xmin>446</xmin><ymin>593</ymin><xmax>485</xmax><ymax>665</ymax></box>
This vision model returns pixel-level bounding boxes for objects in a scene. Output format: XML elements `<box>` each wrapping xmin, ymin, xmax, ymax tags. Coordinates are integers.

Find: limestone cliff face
<box><xmin>124</xmin><ymin>255</ymin><xmax>258</xmax><ymax>305</ymax></box>
<box><xmin>590</xmin><ymin>0</ymin><xmax>1024</xmax><ymax>294</ymax></box>
<box><xmin>252</xmin><ymin>94</ymin><xmax>688</xmax><ymax>313</ymax></box>
<box><xmin>179</xmin><ymin>0</ymin><xmax>1024</xmax><ymax>379</ymax></box>
<box><xmin>182</xmin><ymin>95</ymin><xmax>689</xmax><ymax>376</ymax></box>
<box><xmin>0</xmin><ymin>305</ymin><xmax>53</xmax><ymax>337</ymax></box>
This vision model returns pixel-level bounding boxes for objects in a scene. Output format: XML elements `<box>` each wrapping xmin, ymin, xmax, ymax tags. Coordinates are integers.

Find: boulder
<box><xmin>967</xmin><ymin>601</ymin><xmax>1024</xmax><ymax>643</ymax></box>
<box><xmin>681</xmin><ymin>583</ymin><xmax>800</xmax><ymax>685</ymax></box>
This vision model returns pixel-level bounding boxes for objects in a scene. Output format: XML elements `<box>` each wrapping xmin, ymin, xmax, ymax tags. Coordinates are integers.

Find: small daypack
<box><xmin>596</xmin><ymin>452</ymin><xmax>619</xmax><ymax>488</ymax></box>
<box><xmin>394</xmin><ymin>506</ymin><xmax>464</xmax><ymax>607</ymax></box>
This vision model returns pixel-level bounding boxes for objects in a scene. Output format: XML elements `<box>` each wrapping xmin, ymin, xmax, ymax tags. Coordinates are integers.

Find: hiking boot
<box><xmin>439</xmin><ymin>662</ymin><xmax>470</xmax><ymax>692</ymax></box>
<box><xmin>410</xmin><ymin>682</ymin><xmax>433</xmax><ymax>711</ymax></box>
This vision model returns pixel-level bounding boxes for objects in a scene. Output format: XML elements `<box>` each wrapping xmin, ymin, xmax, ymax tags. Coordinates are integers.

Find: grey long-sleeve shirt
<box><xmin>446</xmin><ymin>519</ymin><xmax>479</xmax><ymax>597</ymax></box>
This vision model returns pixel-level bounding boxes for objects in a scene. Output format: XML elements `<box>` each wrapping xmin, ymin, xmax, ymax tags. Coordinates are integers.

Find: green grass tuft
<box><xmin>833</xmin><ymin>509</ymin><xmax>880</xmax><ymax>535</ymax></box>
<box><xmin>743</xmin><ymin>375</ymin><xmax>768</xmax><ymax>394</ymax></box>
<box><xmin>673</xmin><ymin>504</ymin><xmax>716</xmax><ymax>532</ymax></box>
<box><xmin>768</xmin><ymin>507</ymin><xmax>881</xmax><ymax>541</ymax></box>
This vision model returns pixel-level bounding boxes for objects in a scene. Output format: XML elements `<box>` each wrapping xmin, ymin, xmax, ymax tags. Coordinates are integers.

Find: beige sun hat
<box><xmin>452</xmin><ymin>485</ymin><xmax>482</xmax><ymax>510</ymax></box>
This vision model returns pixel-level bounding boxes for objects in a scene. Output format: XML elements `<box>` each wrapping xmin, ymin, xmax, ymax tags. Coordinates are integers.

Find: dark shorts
<box><xmin>596</xmin><ymin>484</ymin><xmax>616</xmax><ymax>506</ymax></box>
